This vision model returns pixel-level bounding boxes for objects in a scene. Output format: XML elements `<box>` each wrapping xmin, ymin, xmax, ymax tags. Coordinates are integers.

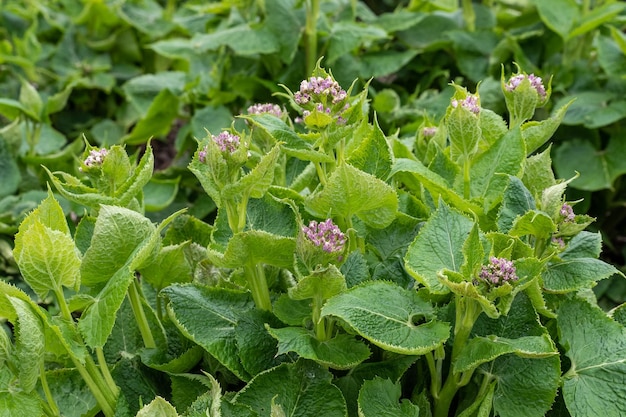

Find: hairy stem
<box><xmin>128</xmin><ymin>279</ymin><xmax>156</xmax><ymax>349</ymax></box>
<box><xmin>40</xmin><ymin>362</ymin><xmax>59</xmax><ymax>416</ymax></box>
<box><xmin>305</xmin><ymin>0</ymin><xmax>320</xmax><ymax>74</ymax></box>
<box><xmin>246</xmin><ymin>262</ymin><xmax>272</xmax><ymax>311</ymax></box>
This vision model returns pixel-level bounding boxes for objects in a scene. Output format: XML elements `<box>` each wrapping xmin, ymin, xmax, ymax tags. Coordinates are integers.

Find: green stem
<box><xmin>96</xmin><ymin>347</ymin><xmax>119</xmax><ymax>399</ymax></box>
<box><xmin>312</xmin><ymin>295</ymin><xmax>327</xmax><ymax>341</ymax></box>
<box><xmin>40</xmin><ymin>362</ymin><xmax>60</xmax><ymax>416</ymax></box>
<box><xmin>54</xmin><ymin>287</ymin><xmax>73</xmax><ymax>323</ymax></box>
<box><xmin>305</xmin><ymin>0</ymin><xmax>320</xmax><ymax>74</ymax></box>
<box><xmin>434</xmin><ymin>296</ymin><xmax>481</xmax><ymax>417</ymax></box>
<box><xmin>461</xmin><ymin>0</ymin><xmax>476</xmax><ymax>31</ymax></box>
<box><xmin>246</xmin><ymin>262</ymin><xmax>272</xmax><ymax>311</ymax></box>
<box><xmin>463</xmin><ymin>158</ymin><xmax>471</xmax><ymax>200</ymax></box>
<box><xmin>71</xmin><ymin>356</ymin><xmax>116</xmax><ymax>417</ymax></box>
<box><xmin>425</xmin><ymin>351</ymin><xmax>440</xmax><ymax>399</ymax></box>
<box><xmin>128</xmin><ymin>279</ymin><xmax>156</xmax><ymax>349</ymax></box>
<box><xmin>314</xmin><ymin>161</ymin><xmax>328</xmax><ymax>186</ymax></box>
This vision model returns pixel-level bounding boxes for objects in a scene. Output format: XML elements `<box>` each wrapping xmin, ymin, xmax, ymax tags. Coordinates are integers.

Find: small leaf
<box><xmin>522</xmin><ymin>100</ymin><xmax>573</xmax><ymax>155</ymax></box>
<box><xmin>346</xmin><ymin>116</ymin><xmax>393</xmax><ymax>180</ymax></box>
<box><xmin>289</xmin><ymin>265</ymin><xmax>347</xmax><ymax>301</ymax></box>
<box><xmin>559</xmin><ymin>298</ymin><xmax>626</xmax><ymax>416</ymax></box>
<box><xmin>234</xmin><ymin>360</ymin><xmax>348</xmax><ymax>417</ymax></box>
<box><xmin>208</xmin><ymin>230</ymin><xmax>296</xmax><ymax>269</ymax></box>
<box><xmin>267</xmin><ymin>327</ymin><xmax>370</xmax><ymax>370</ymax></box>
<box><xmin>321</xmin><ymin>281</ymin><xmax>450</xmax><ymax>355</ymax></box>
<box><xmin>508</xmin><ymin>210</ymin><xmax>556</xmax><ymax>240</ymax></box>
<box><xmin>305</xmin><ymin>163</ymin><xmax>398</xmax><ymax>229</ymax></box>
<box><xmin>140</xmin><ymin>243</ymin><xmax>193</xmax><ymax>291</ymax></box>
<box><xmin>223</xmin><ymin>143</ymin><xmax>282</xmax><ymax>200</ymax></box>
<box><xmin>357</xmin><ymin>377</ymin><xmax>419</xmax><ymax>417</ymax></box>
<box><xmin>136</xmin><ymin>396</ymin><xmax>179</xmax><ymax>417</ymax></box>
<box><xmin>497</xmin><ymin>176</ymin><xmax>536</xmax><ymax>233</ymax></box>
<box><xmin>8</xmin><ymin>296</ymin><xmax>44</xmax><ymax>392</ymax></box>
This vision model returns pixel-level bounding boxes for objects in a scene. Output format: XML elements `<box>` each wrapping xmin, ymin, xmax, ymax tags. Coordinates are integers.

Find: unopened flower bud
<box><xmin>560</xmin><ymin>204</ymin><xmax>575</xmax><ymax>222</ymax></box>
<box><xmin>79</xmin><ymin>148</ymin><xmax>108</xmax><ymax>172</ymax></box>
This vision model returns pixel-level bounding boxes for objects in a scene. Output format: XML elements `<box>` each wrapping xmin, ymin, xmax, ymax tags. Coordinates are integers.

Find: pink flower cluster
<box><xmin>478</xmin><ymin>257</ymin><xmax>518</xmax><ymax>286</ymax></box>
<box><xmin>198</xmin><ymin>131</ymin><xmax>240</xmax><ymax>162</ymax></box>
<box><xmin>302</xmin><ymin>219</ymin><xmax>346</xmax><ymax>254</ymax></box>
<box><xmin>451</xmin><ymin>95</ymin><xmax>480</xmax><ymax>115</ymax></box>
<box><xmin>83</xmin><ymin>148</ymin><xmax>108</xmax><ymax>167</ymax></box>
<box><xmin>505</xmin><ymin>73</ymin><xmax>547</xmax><ymax>98</ymax></box>
<box><xmin>294</xmin><ymin>76</ymin><xmax>348</xmax><ymax>105</ymax></box>
<box><xmin>560</xmin><ymin>203</ymin><xmax>575</xmax><ymax>222</ymax></box>
<box><xmin>247</xmin><ymin>103</ymin><xmax>283</xmax><ymax>118</ymax></box>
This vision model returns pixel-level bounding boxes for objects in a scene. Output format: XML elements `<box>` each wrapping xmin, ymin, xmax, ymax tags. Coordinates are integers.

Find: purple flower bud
<box><xmin>451</xmin><ymin>95</ymin><xmax>480</xmax><ymax>115</ymax></box>
<box><xmin>422</xmin><ymin>127</ymin><xmax>437</xmax><ymax>138</ymax></box>
<box><xmin>82</xmin><ymin>148</ymin><xmax>108</xmax><ymax>168</ymax></box>
<box><xmin>560</xmin><ymin>204</ymin><xmax>575</xmax><ymax>222</ymax></box>
<box><xmin>478</xmin><ymin>257</ymin><xmax>518</xmax><ymax>286</ymax></box>
<box><xmin>302</xmin><ymin>219</ymin><xmax>346</xmax><ymax>254</ymax></box>
<box><xmin>294</xmin><ymin>76</ymin><xmax>348</xmax><ymax>106</ymax></box>
<box><xmin>506</xmin><ymin>73</ymin><xmax>547</xmax><ymax>98</ymax></box>
<box><xmin>213</xmin><ymin>131</ymin><xmax>240</xmax><ymax>153</ymax></box>
<box><xmin>247</xmin><ymin>103</ymin><xmax>283</xmax><ymax>118</ymax></box>
<box><xmin>551</xmin><ymin>236</ymin><xmax>565</xmax><ymax>249</ymax></box>
<box><xmin>198</xmin><ymin>149</ymin><xmax>207</xmax><ymax>163</ymax></box>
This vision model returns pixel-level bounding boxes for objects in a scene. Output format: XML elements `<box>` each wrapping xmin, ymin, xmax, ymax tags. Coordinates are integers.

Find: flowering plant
<box><xmin>2</xmin><ymin>63</ymin><xmax>626</xmax><ymax>417</ymax></box>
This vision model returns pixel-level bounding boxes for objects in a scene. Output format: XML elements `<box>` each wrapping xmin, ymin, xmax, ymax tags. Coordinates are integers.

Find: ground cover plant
<box><xmin>3</xmin><ymin>59</ymin><xmax>626</xmax><ymax>417</ymax></box>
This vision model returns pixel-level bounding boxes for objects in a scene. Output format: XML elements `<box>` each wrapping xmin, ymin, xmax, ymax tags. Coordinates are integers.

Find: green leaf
<box><xmin>8</xmin><ymin>297</ymin><xmax>44</xmax><ymax>393</ymax></box>
<box><xmin>569</xmin><ymin>3</ymin><xmax>626</xmax><ymax>39</ymax></box>
<box><xmin>223</xmin><ymin>143</ymin><xmax>282</xmax><ymax>200</ymax></box>
<box><xmin>209</xmin><ymin>230</ymin><xmax>296</xmax><ymax>269</ymax></box>
<box><xmin>122</xmin><ymin>72</ymin><xmax>186</xmax><ymax>116</ymax></box>
<box><xmin>558</xmin><ymin>298</ymin><xmax>626</xmax><ymax>416</ymax></box>
<box><xmin>265</xmin><ymin>0</ymin><xmax>302</xmax><ymax>63</ymax></box>
<box><xmin>19</xmin><ymin>79</ymin><xmax>43</xmax><ymax>121</ymax></box>
<box><xmin>306</xmin><ymin>163</ymin><xmax>398</xmax><ymax>229</ymax></box>
<box><xmin>469</xmin><ymin>127</ymin><xmax>525</xmax><ymax>212</ymax></box>
<box><xmin>234</xmin><ymin>360</ymin><xmax>348</xmax><ymax>417</ymax></box>
<box><xmin>267</xmin><ymin>327</ymin><xmax>370</xmax><ymax>370</ymax></box>
<box><xmin>0</xmin><ymin>138</ymin><xmax>20</xmax><ymax>198</ymax></box>
<box><xmin>81</xmin><ymin>205</ymin><xmax>157</xmax><ymax>286</ymax></box>
<box><xmin>0</xmin><ymin>386</ymin><xmax>42</xmax><ymax>417</ymax></box>
<box><xmin>497</xmin><ymin>176</ymin><xmax>536</xmax><ymax>233</ymax></box>
<box><xmin>560</xmin><ymin>231</ymin><xmax>602</xmax><ymax>260</ymax></box>
<box><xmin>554</xmin><ymin>137</ymin><xmax>626</xmax><ymax>191</ymax></box>
<box><xmin>357</xmin><ymin>377</ymin><xmax>419</xmax><ymax>417</ymax></box>
<box><xmin>193</xmin><ymin>24</ymin><xmax>279</xmax><ymax>55</ymax></box>
<box><xmin>522</xmin><ymin>146</ymin><xmax>556</xmax><ymax>200</ymax></box>
<box><xmin>44</xmin><ymin>369</ymin><xmax>97</xmax><ymax>417</ymax></box>
<box><xmin>289</xmin><ymin>265</ymin><xmax>347</xmax><ymax>301</ymax></box>
<box><xmin>163</xmin><ymin>284</ymin><xmax>256</xmax><ymax>381</ymax></box>
<box><xmin>390</xmin><ymin>158</ymin><xmax>482</xmax><ymax>215</ymax></box>
<box><xmin>542</xmin><ymin>258</ymin><xmax>621</xmax><ymax>293</ymax></box>
<box><xmin>0</xmin><ymin>98</ymin><xmax>29</xmax><ymax>121</ymax></box>
<box><xmin>534</xmin><ymin>0</ymin><xmax>579</xmax><ymax>39</ymax></box>
<box><xmin>321</xmin><ymin>281</ymin><xmax>450</xmax><ymax>355</ymax></box>
<box><xmin>143</xmin><ymin>177</ymin><xmax>180</xmax><ymax>212</ymax></box>
<box><xmin>245</xmin><ymin>194</ymin><xmax>298</xmax><ymax>237</ymax></box>
<box><xmin>140</xmin><ymin>243</ymin><xmax>192</xmax><ymax>291</ymax></box>
<box><xmin>346</xmin><ymin>117</ymin><xmax>393</xmax><ymax>180</ymax></box>
<box><xmin>405</xmin><ymin>201</ymin><xmax>474</xmax><ymax>293</ymax></box>
<box><xmin>454</xmin><ymin>334</ymin><xmax>557</xmax><ymax>373</ymax></box>
<box><xmin>522</xmin><ymin>100</ymin><xmax>572</xmax><ymax>155</ymax></box>
<box><xmin>327</xmin><ymin>21</ymin><xmax>388</xmax><ymax>64</ymax></box>
<box><xmin>461</xmin><ymin>223</ymin><xmax>484</xmax><ymax>278</ymax></box>
<box><xmin>508</xmin><ymin>210</ymin><xmax>556</xmax><ymax>240</ymax></box>
<box><xmin>136</xmin><ymin>396</ymin><xmax>179</xmax><ymax>417</ymax></box>
<box><xmin>123</xmin><ymin>89</ymin><xmax>180</xmax><ymax>145</ymax></box>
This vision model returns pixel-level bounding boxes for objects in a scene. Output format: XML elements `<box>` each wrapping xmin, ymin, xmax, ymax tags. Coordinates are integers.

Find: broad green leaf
<box><xmin>14</xmin><ymin>190</ymin><xmax>70</xmax><ymax>237</ymax></box>
<box><xmin>321</xmin><ymin>281</ymin><xmax>450</xmax><ymax>354</ymax></box>
<box><xmin>8</xmin><ymin>297</ymin><xmax>44</xmax><ymax>393</ymax></box>
<box><xmin>123</xmin><ymin>90</ymin><xmax>179</xmax><ymax>145</ymax></box>
<box><xmin>163</xmin><ymin>284</ymin><xmax>256</xmax><ymax>380</ymax></box>
<box><xmin>143</xmin><ymin>177</ymin><xmax>180</xmax><ymax>212</ymax></box>
<box><xmin>558</xmin><ymin>298</ymin><xmax>626</xmax><ymax>416</ymax></box>
<box><xmin>193</xmin><ymin>24</ymin><xmax>279</xmax><ymax>55</ymax></box>
<box><xmin>454</xmin><ymin>334</ymin><xmax>557</xmax><ymax>373</ymax></box>
<box><xmin>19</xmin><ymin>79</ymin><xmax>42</xmax><ymax>121</ymax></box>
<box><xmin>136</xmin><ymin>396</ymin><xmax>179</xmax><ymax>417</ymax></box>
<box><xmin>595</xmin><ymin>33</ymin><xmax>626</xmax><ymax>79</ymax></box>
<box><xmin>461</xmin><ymin>223</ymin><xmax>484</xmax><ymax>278</ymax></box>
<box><xmin>0</xmin><ymin>138</ymin><xmax>20</xmax><ymax>198</ymax></box>
<box><xmin>267</xmin><ymin>327</ymin><xmax>370</xmax><ymax>370</ymax></box>
<box><xmin>111</xmin><ymin>356</ymin><xmax>161</xmax><ymax>415</ymax></box>
<box><xmin>44</xmin><ymin>369</ymin><xmax>97</xmax><ymax>417</ymax></box>
<box><xmin>346</xmin><ymin>116</ymin><xmax>393</xmax><ymax>180</ymax></box>
<box><xmin>289</xmin><ymin>265</ymin><xmax>347</xmax><ymax>301</ymax></box>
<box><xmin>357</xmin><ymin>377</ymin><xmax>419</xmax><ymax>417</ymax></box>
<box><xmin>334</xmin><ymin>356</ymin><xmax>418</xmax><ymax>417</ymax></box>
<box><xmin>0</xmin><ymin>98</ymin><xmax>29</xmax><ymax>120</ymax></box>
<box><xmin>236</xmin><ymin>311</ymin><xmax>285</xmax><ymax>377</ymax></box>
<box><xmin>0</xmin><ymin>387</ymin><xmax>42</xmax><ymax>417</ymax></box>
<box><xmin>13</xmin><ymin>220</ymin><xmax>81</xmax><ymax>299</ymax></box>
<box><xmin>273</xmin><ymin>295</ymin><xmax>312</xmax><ymax>327</ymax></box>
<box><xmin>534</xmin><ymin>0</ymin><xmax>579</xmax><ymax>39</ymax></box>
<box><xmin>208</xmin><ymin>230</ymin><xmax>295</xmax><ymax>269</ymax></box>
<box><xmin>554</xmin><ymin>136</ymin><xmax>626</xmax><ymax>191</ymax></box>
<box><xmin>245</xmin><ymin>193</ymin><xmax>298</xmax><ymax>237</ymax></box>
<box><xmin>390</xmin><ymin>158</ymin><xmax>482</xmax><ymax>215</ymax></box>
<box><xmin>469</xmin><ymin>126</ymin><xmax>525</xmax><ymax>212</ymax></box>
<box><xmin>234</xmin><ymin>360</ymin><xmax>348</xmax><ymax>417</ymax></box>
<box><xmin>326</xmin><ymin>21</ymin><xmax>388</xmax><ymax>64</ymax></box>
<box><xmin>560</xmin><ymin>231</ymin><xmax>602</xmax><ymax>260</ymax></box>
<box><xmin>305</xmin><ymin>163</ymin><xmax>398</xmax><ymax>229</ymax></box>
<box><xmin>405</xmin><ymin>201</ymin><xmax>474</xmax><ymax>293</ymax></box>
<box><xmin>170</xmin><ymin>373</ymin><xmax>220</xmax><ymax>417</ymax></box>
<box><xmin>122</xmin><ymin>72</ymin><xmax>186</xmax><ymax>116</ymax></box>
<box><xmin>508</xmin><ymin>210</ymin><xmax>556</xmax><ymax>240</ymax></box>
<box><xmin>522</xmin><ymin>101</ymin><xmax>572</xmax><ymax>155</ymax></box>
<box><xmin>497</xmin><ymin>176</ymin><xmax>536</xmax><ymax>233</ymax></box>
<box><xmin>80</xmin><ymin>205</ymin><xmax>156</xmax><ymax>286</ymax></box>
<box><xmin>140</xmin><ymin>243</ymin><xmax>192</xmax><ymax>291</ymax></box>
<box><xmin>265</xmin><ymin>0</ymin><xmax>301</xmax><ymax>63</ymax></box>
<box><xmin>542</xmin><ymin>258</ymin><xmax>621</xmax><ymax>293</ymax></box>
<box><xmin>446</xmin><ymin>100</ymin><xmax>481</xmax><ymax>163</ymax></box>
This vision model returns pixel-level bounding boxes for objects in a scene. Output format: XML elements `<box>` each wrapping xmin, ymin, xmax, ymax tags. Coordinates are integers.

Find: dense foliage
<box><xmin>1</xmin><ymin>1</ymin><xmax>626</xmax><ymax>416</ymax></box>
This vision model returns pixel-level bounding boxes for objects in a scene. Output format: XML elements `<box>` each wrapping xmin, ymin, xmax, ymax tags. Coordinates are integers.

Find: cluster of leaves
<box><xmin>3</xmin><ymin>58</ymin><xmax>626</xmax><ymax>417</ymax></box>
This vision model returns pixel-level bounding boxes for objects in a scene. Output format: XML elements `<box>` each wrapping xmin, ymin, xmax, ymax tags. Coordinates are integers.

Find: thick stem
<box><xmin>72</xmin><ymin>356</ymin><xmax>116</xmax><ymax>417</ymax></box>
<box><xmin>246</xmin><ymin>262</ymin><xmax>272</xmax><ymax>311</ymax></box>
<box><xmin>54</xmin><ymin>287</ymin><xmax>73</xmax><ymax>323</ymax></box>
<box><xmin>312</xmin><ymin>295</ymin><xmax>327</xmax><ymax>341</ymax></box>
<box><xmin>128</xmin><ymin>279</ymin><xmax>156</xmax><ymax>349</ymax></box>
<box><xmin>305</xmin><ymin>0</ymin><xmax>320</xmax><ymax>74</ymax></box>
<box><xmin>96</xmin><ymin>347</ymin><xmax>119</xmax><ymax>399</ymax></box>
<box><xmin>463</xmin><ymin>158</ymin><xmax>471</xmax><ymax>200</ymax></box>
